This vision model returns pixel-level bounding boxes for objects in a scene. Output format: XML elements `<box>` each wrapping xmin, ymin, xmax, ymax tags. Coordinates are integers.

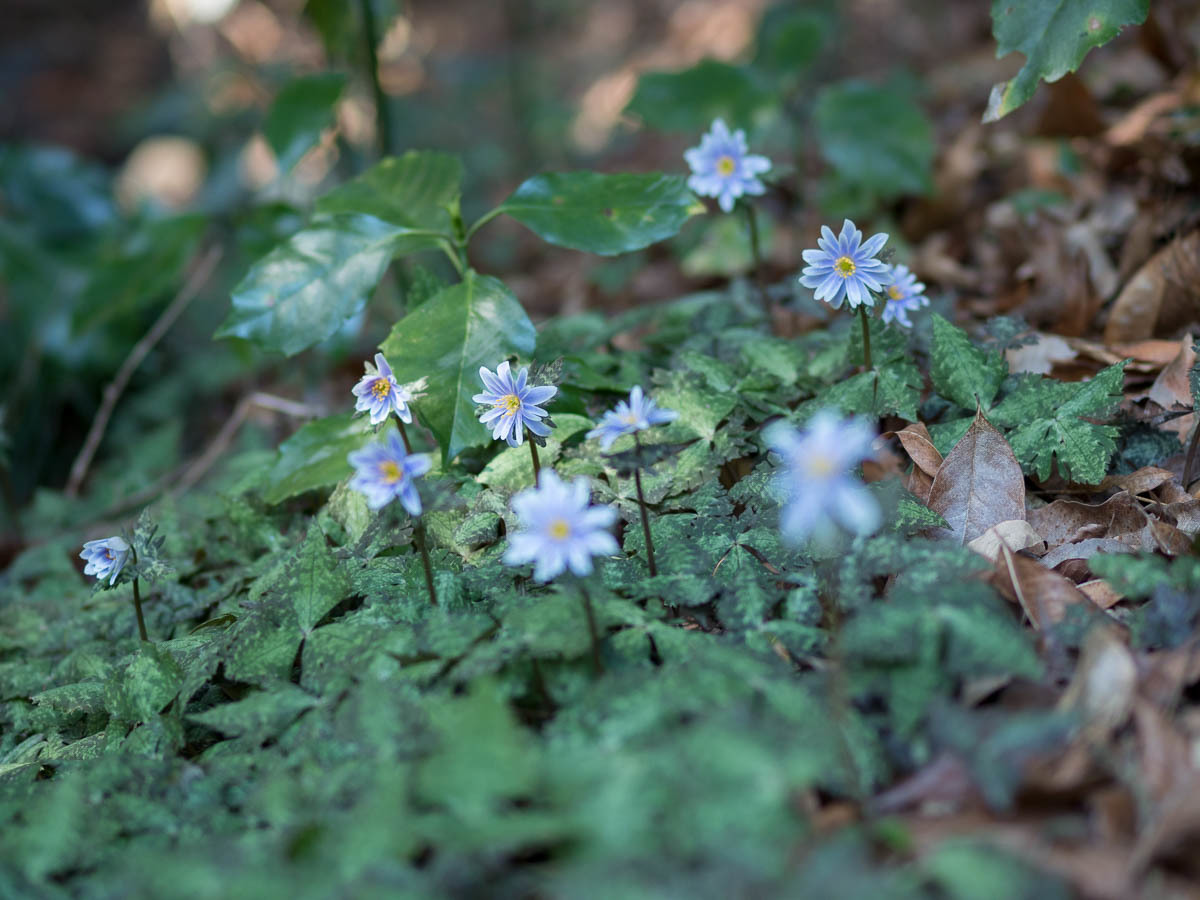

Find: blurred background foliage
<box><xmin>0</xmin><ymin>0</ymin><xmax>1186</xmax><ymax>556</ymax></box>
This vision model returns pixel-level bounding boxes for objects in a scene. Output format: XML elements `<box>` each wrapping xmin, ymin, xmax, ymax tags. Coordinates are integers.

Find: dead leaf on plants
<box><xmin>929</xmin><ymin>409</ymin><xmax>1026</xmax><ymax>545</ymax></box>
<box><xmin>1101</xmin><ymin>466</ymin><xmax>1176</xmax><ymax>496</ymax></box>
<box><xmin>967</xmin><ymin>519</ymin><xmax>1045</xmax><ymax>563</ymax></box>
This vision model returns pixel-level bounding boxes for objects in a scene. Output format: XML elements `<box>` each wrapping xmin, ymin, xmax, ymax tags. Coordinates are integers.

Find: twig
<box><xmin>66</xmin><ymin>246</ymin><xmax>223</xmax><ymax>498</ymax></box>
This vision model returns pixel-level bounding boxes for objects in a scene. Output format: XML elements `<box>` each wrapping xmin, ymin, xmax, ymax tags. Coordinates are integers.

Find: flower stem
<box><xmin>526</xmin><ymin>429</ymin><xmax>541</xmax><ymax>485</ymax></box>
<box><xmin>633</xmin><ymin>433</ymin><xmax>657</xmax><ymax>577</ymax></box>
<box><xmin>131</xmin><ymin>577</ymin><xmax>149</xmax><ymax>642</ymax></box>
<box><xmin>397</xmin><ymin>419</ymin><xmax>413</xmax><ymax>454</ymax></box>
<box><xmin>859</xmin><ymin>305</ymin><xmax>873</xmax><ymax>372</ymax></box>
<box><xmin>742</xmin><ymin>201</ymin><xmax>767</xmax><ymax>315</ymax></box>
<box><xmin>414</xmin><ymin>518</ymin><xmax>438</xmax><ymax>606</ymax></box>
<box><xmin>577</xmin><ymin>580</ymin><xmax>604</xmax><ymax>676</ymax></box>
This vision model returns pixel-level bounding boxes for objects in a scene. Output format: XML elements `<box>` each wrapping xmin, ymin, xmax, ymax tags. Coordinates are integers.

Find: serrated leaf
<box><xmin>928</xmin><ymin>408</ymin><xmax>1026</xmax><ymax>544</ymax></box>
<box><xmin>315</xmin><ymin>150</ymin><xmax>462</xmax><ymax>248</ymax></box>
<box><xmin>816</xmin><ymin>360</ymin><xmax>923</xmax><ymax>422</ymax></box>
<box><xmin>290</xmin><ymin>523</ymin><xmax>351</xmax><ymax>634</ymax></box>
<box><xmin>998</xmin><ymin>362</ymin><xmax>1126</xmax><ymax>483</ymax></box>
<box><xmin>625</xmin><ymin>59</ymin><xmax>773</xmax><ymax>132</ymax></box>
<box><xmin>930</xmin><ymin>314</ymin><xmax>1007</xmax><ymax>410</ymax></box>
<box><xmin>984</xmin><ymin>0</ymin><xmax>1149</xmax><ymax>123</ymax></box>
<box><xmin>216</xmin><ymin>213</ymin><xmax>411</xmax><ymax>355</ymax></box>
<box><xmin>264</xmin><ymin>72</ymin><xmax>346</xmax><ymax>173</ymax></box>
<box><xmin>120</xmin><ymin>645</ymin><xmax>183</xmax><ymax>721</ymax></box>
<box><xmin>498</xmin><ymin>172</ymin><xmax>702</xmax><ymax>256</ymax></box>
<box><xmin>189</xmin><ymin>684</ymin><xmax>318</xmax><ymax>742</ymax></box>
<box><xmin>478</xmin><ymin>414</ymin><xmax>593</xmax><ymax>491</ymax></box>
<box><xmin>381</xmin><ymin>271</ymin><xmax>535</xmax><ymax>461</ymax></box>
<box><xmin>814</xmin><ymin>80</ymin><xmax>935</xmax><ymax>200</ymax></box>
<box><xmin>263</xmin><ymin>412</ymin><xmax>373</xmax><ymax>505</ymax></box>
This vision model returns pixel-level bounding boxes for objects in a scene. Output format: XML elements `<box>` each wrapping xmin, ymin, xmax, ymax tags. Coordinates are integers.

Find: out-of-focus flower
<box><xmin>352</xmin><ymin>353</ymin><xmax>413</xmax><ymax>425</ymax></box>
<box><xmin>684</xmin><ymin>118</ymin><xmax>771</xmax><ymax>213</ymax></box>
<box><xmin>764</xmin><ymin>412</ymin><xmax>880</xmax><ymax>543</ymax></box>
<box><xmin>473</xmin><ymin>361</ymin><xmax>557</xmax><ymax>447</ymax></box>
<box><xmin>587</xmin><ymin>386</ymin><xmax>678</xmax><ymax>451</ymax></box>
<box><xmin>80</xmin><ymin>536</ymin><xmax>131</xmax><ymax>585</ymax></box>
<box><xmin>348</xmin><ymin>431</ymin><xmax>431</xmax><ymax>513</ymax></box>
<box><xmin>503</xmin><ymin>470</ymin><xmax>618</xmax><ymax>582</ymax></box>
<box><xmin>880</xmin><ymin>264</ymin><xmax>929</xmax><ymax>328</ymax></box>
<box><xmin>798</xmin><ymin>219</ymin><xmax>891</xmax><ymax>310</ymax></box>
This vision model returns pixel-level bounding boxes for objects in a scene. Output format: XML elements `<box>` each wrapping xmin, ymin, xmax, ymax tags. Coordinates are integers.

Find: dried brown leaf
<box><xmin>929</xmin><ymin>409</ymin><xmax>1026</xmax><ymax>544</ymax></box>
<box><xmin>1104</xmin><ymin>230</ymin><xmax>1200</xmax><ymax>343</ymax></box>
<box><xmin>967</xmin><ymin>519</ymin><xmax>1045</xmax><ymax>563</ymax></box>
<box><xmin>893</xmin><ymin>422</ymin><xmax>943</xmax><ymax>478</ymax></box>
<box><xmin>1027</xmin><ymin>491</ymin><xmax>1150</xmax><ymax>549</ymax></box>
<box><xmin>1101</xmin><ymin>466</ymin><xmax>1176</xmax><ymax>496</ymax></box>
<box><xmin>1057</xmin><ymin>625</ymin><xmax>1137</xmax><ymax>738</ymax></box>
<box><xmin>992</xmin><ymin>543</ymin><xmax>1099</xmax><ymax>629</ymax></box>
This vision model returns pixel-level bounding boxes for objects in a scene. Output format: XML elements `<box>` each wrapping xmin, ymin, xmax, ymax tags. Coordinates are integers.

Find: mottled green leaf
<box><xmin>930</xmin><ymin>314</ymin><xmax>1007</xmax><ymax>411</ymax></box>
<box><xmin>381</xmin><ymin>271</ymin><xmax>535</xmax><ymax>461</ymax></box>
<box><xmin>985</xmin><ymin>0</ymin><xmax>1149</xmax><ymax>122</ymax></box>
<box><xmin>498</xmin><ymin>172</ymin><xmax>702</xmax><ymax>256</ymax></box>
<box><xmin>290</xmin><ymin>523</ymin><xmax>351</xmax><ymax>634</ymax></box>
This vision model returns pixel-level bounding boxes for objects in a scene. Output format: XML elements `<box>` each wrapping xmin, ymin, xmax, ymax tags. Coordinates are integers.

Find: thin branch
<box><xmin>66</xmin><ymin>246</ymin><xmax>224</xmax><ymax>498</ymax></box>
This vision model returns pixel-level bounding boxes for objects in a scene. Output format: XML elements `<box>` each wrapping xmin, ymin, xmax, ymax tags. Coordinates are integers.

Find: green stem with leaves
<box><xmin>632</xmin><ymin>433</ymin><xmax>657</xmax><ymax>577</ymax></box>
<box><xmin>741</xmin><ymin>201</ymin><xmax>767</xmax><ymax>313</ymax></box>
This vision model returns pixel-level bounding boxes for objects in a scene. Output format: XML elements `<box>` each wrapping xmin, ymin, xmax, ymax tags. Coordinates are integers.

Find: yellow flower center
<box><xmin>548</xmin><ymin>518</ymin><xmax>571</xmax><ymax>540</ymax></box>
<box><xmin>622</xmin><ymin>413</ymin><xmax>639</xmax><ymax>425</ymax></box>
<box><xmin>496</xmin><ymin>394</ymin><xmax>522</xmax><ymax>417</ymax></box>
<box><xmin>716</xmin><ymin>155</ymin><xmax>736</xmax><ymax>176</ymax></box>
<box><xmin>379</xmin><ymin>460</ymin><xmax>403</xmax><ymax>484</ymax></box>
<box><xmin>371</xmin><ymin>378</ymin><xmax>392</xmax><ymax>400</ymax></box>
<box><xmin>835</xmin><ymin>256</ymin><xmax>856</xmax><ymax>278</ymax></box>
<box><xmin>887</xmin><ymin>285</ymin><xmax>903</xmax><ymax>300</ymax></box>
<box><xmin>806</xmin><ymin>454</ymin><xmax>835</xmax><ymax>479</ymax></box>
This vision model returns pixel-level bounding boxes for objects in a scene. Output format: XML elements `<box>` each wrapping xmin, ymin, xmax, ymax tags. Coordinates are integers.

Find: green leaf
<box><xmin>814</xmin><ymin>80</ymin><xmax>935</xmax><ymax>201</ymax></box>
<box><xmin>996</xmin><ymin>362</ymin><xmax>1127</xmax><ymax>483</ymax></box>
<box><xmin>930</xmin><ymin>314</ymin><xmax>1008</xmax><ymax>411</ymax></box>
<box><xmin>215</xmin><ymin>213</ymin><xmax>409</xmax><ymax>355</ymax></box>
<box><xmin>478</xmin><ymin>414</ymin><xmax>594</xmax><ymax>491</ymax></box>
<box><xmin>625</xmin><ymin>60</ymin><xmax>774</xmax><ymax>132</ymax></box>
<box><xmin>380</xmin><ymin>271</ymin><xmax>536</xmax><ymax>461</ymax></box>
<box><xmin>1189</xmin><ymin>337</ymin><xmax>1200</xmax><ymax>410</ymax></box>
<box><xmin>315</xmin><ymin>150</ymin><xmax>462</xmax><ymax>253</ymax></box>
<box><xmin>984</xmin><ymin>0</ymin><xmax>1150</xmax><ymax>123</ymax></box>
<box><xmin>289</xmin><ymin>523</ymin><xmax>351</xmax><ymax>635</ymax></box>
<box><xmin>816</xmin><ymin>360</ymin><xmax>923</xmax><ymax>422</ymax></box>
<box><xmin>189</xmin><ymin>684</ymin><xmax>318</xmax><ymax>742</ymax></box>
<box><xmin>264</xmin><ymin>72</ymin><xmax>346</xmax><ymax>173</ymax></box>
<box><xmin>263</xmin><ymin>412</ymin><xmax>374</xmax><ymax>505</ymax></box>
<box><xmin>754</xmin><ymin>8</ymin><xmax>830</xmax><ymax>76</ymax></box>
<box><xmin>121</xmin><ymin>645</ymin><xmax>183</xmax><ymax>721</ymax></box>
<box><xmin>498</xmin><ymin>172</ymin><xmax>702</xmax><ymax>256</ymax></box>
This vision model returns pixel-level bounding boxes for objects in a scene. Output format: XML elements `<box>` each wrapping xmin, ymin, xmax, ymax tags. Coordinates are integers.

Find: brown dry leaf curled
<box><xmin>1103</xmin><ymin>230</ymin><xmax>1200</xmax><ymax>343</ymax></box>
<box><xmin>967</xmin><ymin>519</ymin><xmax>1045</xmax><ymax>563</ymax></box>
<box><xmin>1027</xmin><ymin>491</ymin><xmax>1150</xmax><ymax>549</ymax></box>
<box><xmin>929</xmin><ymin>409</ymin><xmax>1026</xmax><ymax>545</ymax></box>
<box><xmin>992</xmin><ymin>543</ymin><xmax>1099</xmax><ymax>629</ymax></box>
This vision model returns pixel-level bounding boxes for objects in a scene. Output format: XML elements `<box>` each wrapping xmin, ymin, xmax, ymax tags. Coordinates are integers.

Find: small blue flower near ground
<box><xmin>348</xmin><ymin>431</ymin><xmax>431</xmax><ymax>513</ymax></box>
<box><xmin>764</xmin><ymin>411</ymin><xmax>880</xmax><ymax>544</ymax></box>
<box><xmin>80</xmin><ymin>536</ymin><xmax>130</xmax><ymax>585</ymax></box>
<box><xmin>473</xmin><ymin>360</ymin><xmax>557</xmax><ymax>447</ymax></box>
<box><xmin>352</xmin><ymin>353</ymin><xmax>413</xmax><ymax>425</ymax></box>
<box><xmin>880</xmin><ymin>264</ymin><xmax>929</xmax><ymax>328</ymax></box>
<box><xmin>587</xmin><ymin>385</ymin><xmax>679</xmax><ymax>451</ymax></box>
<box><xmin>798</xmin><ymin>219</ymin><xmax>891</xmax><ymax>310</ymax></box>
<box><xmin>684</xmin><ymin>118</ymin><xmax>771</xmax><ymax>213</ymax></box>
<box><xmin>504</xmin><ymin>470</ymin><xmax>619</xmax><ymax>582</ymax></box>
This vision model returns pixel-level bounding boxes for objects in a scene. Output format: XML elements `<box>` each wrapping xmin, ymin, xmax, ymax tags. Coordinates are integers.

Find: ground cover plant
<box><xmin>4</xmin><ymin>0</ymin><xmax>1200</xmax><ymax>896</ymax></box>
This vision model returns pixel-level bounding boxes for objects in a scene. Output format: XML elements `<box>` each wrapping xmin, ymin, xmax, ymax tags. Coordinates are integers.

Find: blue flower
<box><xmin>352</xmin><ymin>353</ymin><xmax>413</xmax><ymax>426</ymax></box>
<box><xmin>880</xmin><ymin>264</ymin><xmax>928</xmax><ymax>328</ymax></box>
<box><xmin>764</xmin><ymin>412</ymin><xmax>880</xmax><ymax>544</ymax></box>
<box><xmin>684</xmin><ymin>118</ymin><xmax>771</xmax><ymax>213</ymax></box>
<box><xmin>348</xmin><ymin>432</ymin><xmax>431</xmax><ymax>514</ymax></box>
<box><xmin>587</xmin><ymin>385</ymin><xmax>679</xmax><ymax>451</ymax></box>
<box><xmin>503</xmin><ymin>470</ymin><xmax>619</xmax><ymax>582</ymax></box>
<box><xmin>473</xmin><ymin>360</ymin><xmax>557</xmax><ymax>447</ymax></box>
<box><xmin>80</xmin><ymin>536</ymin><xmax>130</xmax><ymax>585</ymax></box>
<box><xmin>798</xmin><ymin>219</ymin><xmax>891</xmax><ymax>310</ymax></box>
